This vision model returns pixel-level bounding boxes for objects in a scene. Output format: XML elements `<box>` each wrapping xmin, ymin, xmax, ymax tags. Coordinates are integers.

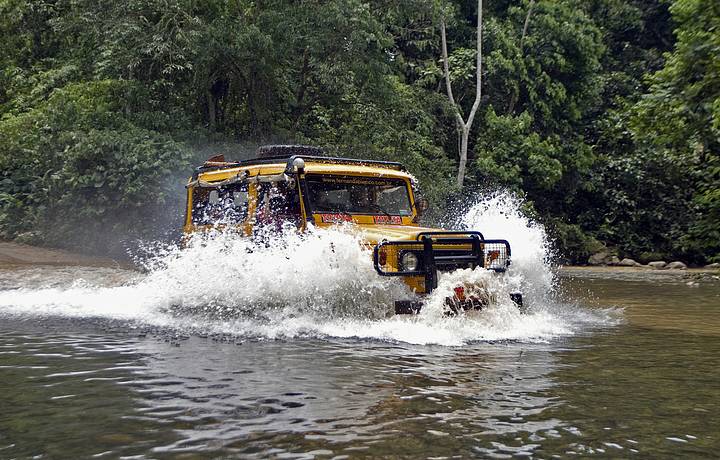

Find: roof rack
<box><xmin>256</xmin><ymin>145</ymin><xmax>325</xmax><ymax>158</ymax></box>
<box><xmin>192</xmin><ymin>147</ymin><xmax>407</xmax><ymax>179</ymax></box>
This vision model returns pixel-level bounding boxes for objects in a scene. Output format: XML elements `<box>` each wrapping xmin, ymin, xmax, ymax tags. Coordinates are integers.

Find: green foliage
<box><xmin>0</xmin><ymin>0</ymin><xmax>717</xmax><ymax>264</ymax></box>
<box><xmin>474</xmin><ymin>109</ymin><xmax>562</xmax><ymax>192</ymax></box>
<box><xmin>298</xmin><ymin>77</ymin><xmax>456</xmax><ymax>206</ymax></box>
<box><xmin>0</xmin><ymin>80</ymin><xmax>191</xmax><ymax>253</ymax></box>
<box><xmin>583</xmin><ymin>138</ymin><xmax>697</xmax><ymax>258</ymax></box>
<box><xmin>628</xmin><ymin>0</ymin><xmax>720</xmax><ymax>261</ymax></box>
<box><xmin>546</xmin><ymin>218</ymin><xmax>607</xmax><ymax>264</ymax></box>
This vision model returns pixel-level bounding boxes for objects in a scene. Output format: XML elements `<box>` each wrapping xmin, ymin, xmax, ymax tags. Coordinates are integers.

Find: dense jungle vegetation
<box><xmin>1</xmin><ymin>0</ymin><xmax>718</xmax><ymax>263</ymax></box>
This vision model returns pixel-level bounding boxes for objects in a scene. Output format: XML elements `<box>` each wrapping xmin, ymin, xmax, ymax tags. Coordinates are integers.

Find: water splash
<box><xmin>0</xmin><ymin>193</ymin><xmax>619</xmax><ymax>345</ymax></box>
<box><xmin>461</xmin><ymin>192</ymin><xmax>555</xmax><ymax>305</ymax></box>
<box><xmin>143</xmin><ymin>226</ymin><xmax>410</xmax><ymax>319</ymax></box>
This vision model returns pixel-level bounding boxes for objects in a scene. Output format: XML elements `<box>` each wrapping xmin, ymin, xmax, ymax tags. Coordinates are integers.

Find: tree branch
<box><xmin>440</xmin><ymin>17</ymin><xmax>464</xmax><ymax>127</ymax></box>
<box><xmin>465</xmin><ymin>0</ymin><xmax>483</xmax><ymax>129</ymax></box>
<box><xmin>520</xmin><ymin>0</ymin><xmax>535</xmax><ymax>51</ymax></box>
<box><xmin>509</xmin><ymin>0</ymin><xmax>534</xmax><ymax>114</ymax></box>
<box><xmin>440</xmin><ymin>0</ymin><xmax>484</xmax><ymax>188</ymax></box>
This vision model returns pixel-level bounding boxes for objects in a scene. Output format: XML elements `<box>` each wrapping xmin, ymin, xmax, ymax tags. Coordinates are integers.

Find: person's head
<box><xmin>352</xmin><ymin>186</ymin><xmax>373</xmax><ymax>207</ymax></box>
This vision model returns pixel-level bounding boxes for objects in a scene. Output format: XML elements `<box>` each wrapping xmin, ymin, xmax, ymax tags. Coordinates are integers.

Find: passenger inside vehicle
<box><xmin>351</xmin><ymin>187</ymin><xmax>377</xmax><ymax>214</ymax></box>
<box><xmin>192</xmin><ymin>184</ymin><xmax>249</xmax><ymax>225</ymax></box>
<box><xmin>255</xmin><ymin>181</ymin><xmax>302</xmax><ymax>230</ymax></box>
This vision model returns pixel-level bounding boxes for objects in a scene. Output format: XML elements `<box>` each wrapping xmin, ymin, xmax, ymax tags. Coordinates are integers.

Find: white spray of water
<box><xmin>0</xmin><ymin>193</ymin><xmax>619</xmax><ymax>345</ymax></box>
<box><xmin>461</xmin><ymin>192</ymin><xmax>554</xmax><ymax>304</ymax></box>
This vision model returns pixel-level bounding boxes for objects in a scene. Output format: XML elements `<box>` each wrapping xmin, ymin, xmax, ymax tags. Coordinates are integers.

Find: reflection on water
<box><xmin>0</xmin><ymin>322</ymin><xmax>566</xmax><ymax>458</ymax></box>
<box><xmin>0</xmin><ymin>267</ymin><xmax>719</xmax><ymax>458</ymax></box>
<box><xmin>544</xmin><ymin>328</ymin><xmax>720</xmax><ymax>457</ymax></box>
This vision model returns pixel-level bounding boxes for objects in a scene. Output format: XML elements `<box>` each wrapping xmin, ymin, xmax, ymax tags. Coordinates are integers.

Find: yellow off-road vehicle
<box><xmin>184</xmin><ymin>145</ymin><xmax>522</xmax><ymax>314</ymax></box>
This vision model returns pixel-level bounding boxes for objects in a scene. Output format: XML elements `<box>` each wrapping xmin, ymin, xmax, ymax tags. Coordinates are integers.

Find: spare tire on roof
<box><xmin>255</xmin><ymin>145</ymin><xmax>325</xmax><ymax>158</ymax></box>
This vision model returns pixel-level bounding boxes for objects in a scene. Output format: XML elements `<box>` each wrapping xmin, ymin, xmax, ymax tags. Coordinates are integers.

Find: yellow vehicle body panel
<box><xmin>303</xmin><ymin>162</ymin><xmax>413</xmax><ymax>179</ymax></box>
<box><xmin>188</xmin><ymin>161</ymin><xmax>413</xmax><ymax>184</ymax></box>
<box><xmin>182</xmin><ymin>155</ymin><xmax>496</xmax><ymax>298</ymax></box>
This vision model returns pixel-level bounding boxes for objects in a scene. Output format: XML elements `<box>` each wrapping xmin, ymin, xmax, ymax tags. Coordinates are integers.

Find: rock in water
<box><xmin>608</xmin><ymin>256</ymin><xmax>621</xmax><ymax>266</ymax></box>
<box><xmin>588</xmin><ymin>251</ymin><xmax>609</xmax><ymax>266</ymax></box>
<box><xmin>705</xmin><ymin>263</ymin><xmax>720</xmax><ymax>269</ymax></box>
<box><xmin>665</xmin><ymin>261</ymin><xmax>687</xmax><ymax>270</ymax></box>
<box><xmin>648</xmin><ymin>261</ymin><xmax>667</xmax><ymax>269</ymax></box>
<box><xmin>618</xmin><ymin>258</ymin><xmax>641</xmax><ymax>267</ymax></box>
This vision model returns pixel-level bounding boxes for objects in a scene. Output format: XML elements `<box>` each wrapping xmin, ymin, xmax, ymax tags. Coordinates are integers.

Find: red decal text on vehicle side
<box><xmin>320</xmin><ymin>213</ymin><xmax>353</xmax><ymax>223</ymax></box>
<box><xmin>373</xmin><ymin>215</ymin><xmax>402</xmax><ymax>225</ymax></box>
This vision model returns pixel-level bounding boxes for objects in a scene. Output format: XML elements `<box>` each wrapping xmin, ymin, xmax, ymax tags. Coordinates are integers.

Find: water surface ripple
<box><xmin>1</xmin><ymin>266</ymin><xmax>719</xmax><ymax>458</ymax></box>
<box><xmin>1</xmin><ymin>195</ymin><xmax>718</xmax><ymax>458</ymax></box>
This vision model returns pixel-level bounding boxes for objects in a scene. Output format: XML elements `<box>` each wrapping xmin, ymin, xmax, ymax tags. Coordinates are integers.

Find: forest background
<box><xmin>1</xmin><ymin>0</ymin><xmax>718</xmax><ymax>264</ymax></box>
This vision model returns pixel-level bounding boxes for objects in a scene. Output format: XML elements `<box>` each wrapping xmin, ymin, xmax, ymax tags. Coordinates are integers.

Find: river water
<box><xmin>1</xmin><ymin>197</ymin><xmax>719</xmax><ymax>458</ymax></box>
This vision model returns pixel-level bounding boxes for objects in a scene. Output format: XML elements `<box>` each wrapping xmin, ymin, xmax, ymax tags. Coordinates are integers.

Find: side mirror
<box><xmin>416</xmin><ymin>198</ymin><xmax>429</xmax><ymax>216</ymax></box>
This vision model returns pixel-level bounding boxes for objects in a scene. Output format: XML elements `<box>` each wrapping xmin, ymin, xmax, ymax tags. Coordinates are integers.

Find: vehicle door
<box><xmin>188</xmin><ymin>181</ymin><xmax>251</xmax><ymax>235</ymax></box>
<box><xmin>250</xmin><ymin>176</ymin><xmax>304</xmax><ymax>236</ymax></box>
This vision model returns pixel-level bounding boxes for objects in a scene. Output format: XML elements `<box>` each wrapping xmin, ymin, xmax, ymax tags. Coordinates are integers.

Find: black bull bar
<box><xmin>372</xmin><ymin>232</ymin><xmax>511</xmax><ymax>293</ymax></box>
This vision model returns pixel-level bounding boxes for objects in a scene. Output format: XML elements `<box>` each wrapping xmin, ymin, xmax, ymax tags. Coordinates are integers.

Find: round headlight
<box><xmin>401</xmin><ymin>252</ymin><xmax>420</xmax><ymax>271</ymax></box>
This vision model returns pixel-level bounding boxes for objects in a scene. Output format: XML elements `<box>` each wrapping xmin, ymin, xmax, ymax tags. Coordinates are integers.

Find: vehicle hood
<box><xmin>353</xmin><ymin>224</ymin><xmax>449</xmax><ymax>246</ymax></box>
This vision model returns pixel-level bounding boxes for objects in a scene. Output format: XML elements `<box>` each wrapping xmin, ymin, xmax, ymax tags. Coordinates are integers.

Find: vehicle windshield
<box><xmin>306</xmin><ymin>175</ymin><xmax>412</xmax><ymax>216</ymax></box>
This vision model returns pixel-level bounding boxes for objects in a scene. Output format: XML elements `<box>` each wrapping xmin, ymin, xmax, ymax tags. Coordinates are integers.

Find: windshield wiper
<box><xmin>368</xmin><ymin>203</ymin><xmax>392</xmax><ymax>217</ymax></box>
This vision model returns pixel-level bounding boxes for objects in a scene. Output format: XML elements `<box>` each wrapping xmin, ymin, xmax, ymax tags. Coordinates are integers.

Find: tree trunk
<box><xmin>458</xmin><ymin>127</ymin><xmax>470</xmax><ymax>187</ymax></box>
<box><xmin>520</xmin><ymin>0</ymin><xmax>535</xmax><ymax>51</ymax></box>
<box><xmin>440</xmin><ymin>0</ymin><xmax>482</xmax><ymax>188</ymax></box>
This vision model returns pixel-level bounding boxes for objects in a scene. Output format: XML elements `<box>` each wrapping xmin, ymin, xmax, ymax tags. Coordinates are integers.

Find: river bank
<box><xmin>559</xmin><ymin>265</ymin><xmax>720</xmax><ymax>281</ymax></box>
<box><xmin>2</xmin><ymin>240</ymin><xmax>719</xmax><ymax>280</ymax></box>
<box><xmin>0</xmin><ymin>240</ymin><xmax>128</xmax><ymax>268</ymax></box>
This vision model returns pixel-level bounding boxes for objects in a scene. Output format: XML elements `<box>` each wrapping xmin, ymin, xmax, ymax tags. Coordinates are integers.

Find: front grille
<box><xmin>373</xmin><ymin>232</ymin><xmax>512</xmax><ymax>293</ymax></box>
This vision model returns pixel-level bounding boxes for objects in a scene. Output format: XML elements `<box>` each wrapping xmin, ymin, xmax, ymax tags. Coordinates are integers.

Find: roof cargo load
<box><xmin>255</xmin><ymin>145</ymin><xmax>325</xmax><ymax>158</ymax></box>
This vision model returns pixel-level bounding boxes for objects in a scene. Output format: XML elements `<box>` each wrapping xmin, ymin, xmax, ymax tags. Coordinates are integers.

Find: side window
<box><xmin>192</xmin><ymin>184</ymin><xmax>249</xmax><ymax>225</ymax></box>
<box><xmin>254</xmin><ymin>180</ymin><xmax>302</xmax><ymax>230</ymax></box>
